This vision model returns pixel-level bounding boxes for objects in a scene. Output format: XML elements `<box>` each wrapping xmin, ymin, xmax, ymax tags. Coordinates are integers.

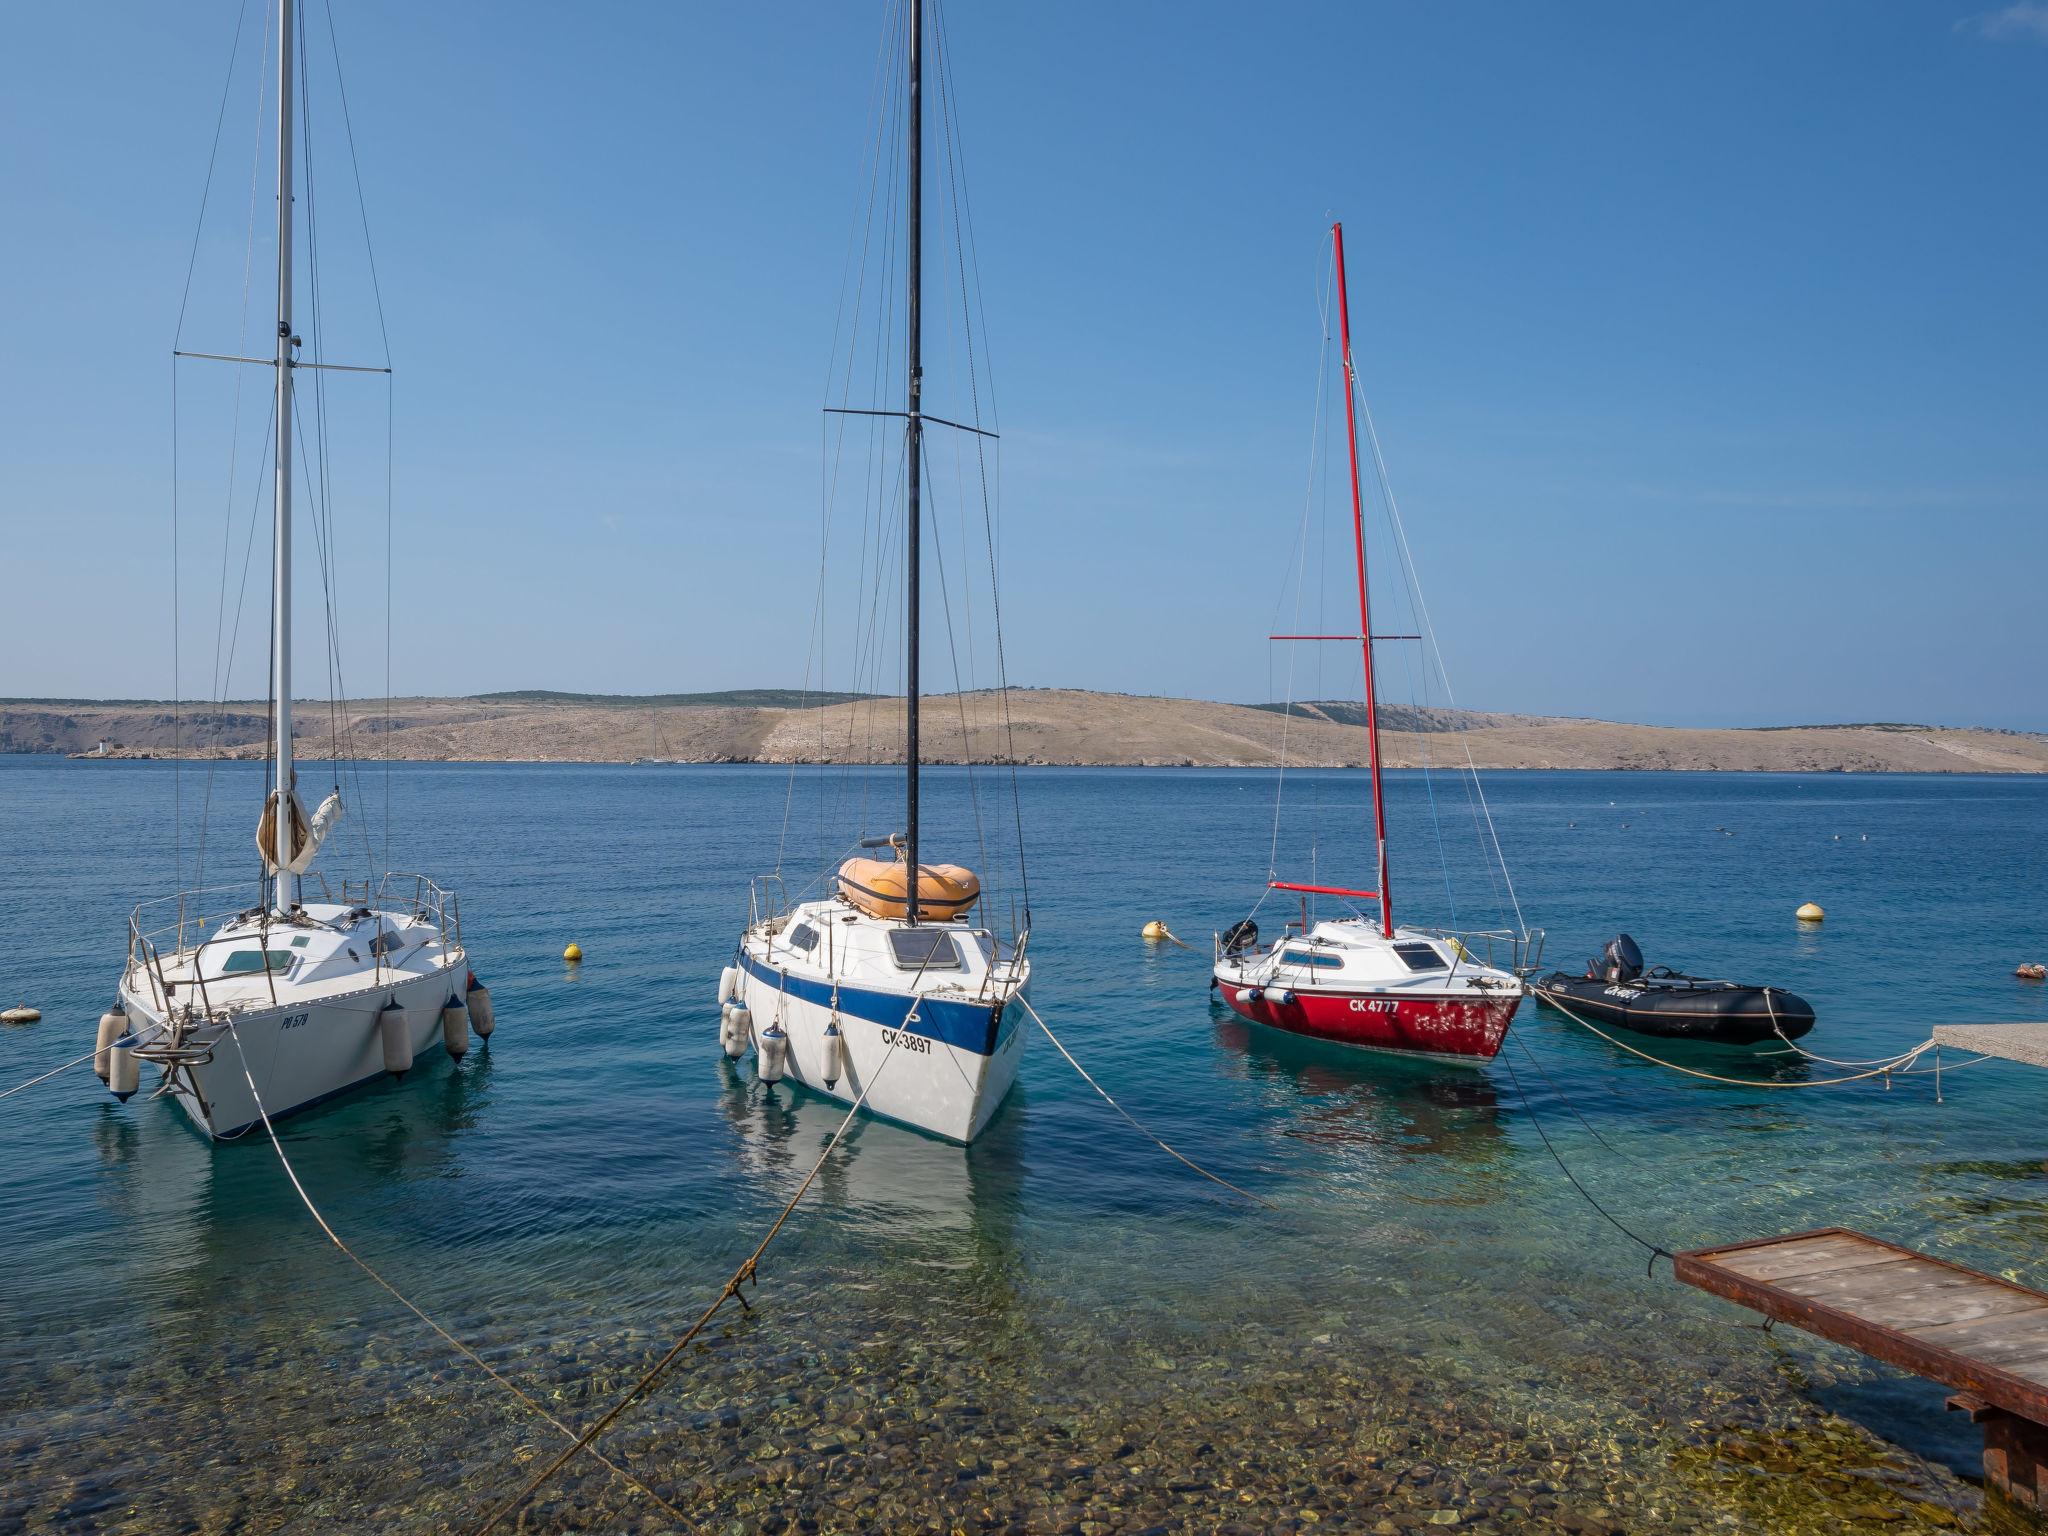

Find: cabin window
<box><xmin>788</xmin><ymin>923</ymin><xmax>820</xmax><ymax>953</ymax></box>
<box><xmin>888</xmin><ymin>929</ymin><xmax>963</xmax><ymax>971</ymax></box>
<box><xmin>1279</xmin><ymin>948</ymin><xmax>1344</xmax><ymax>969</ymax></box>
<box><xmin>1392</xmin><ymin>942</ymin><xmax>1446</xmax><ymax>972</ymax></box>
<box><xmin>220</xmin><ymin>949</ymin><xmax>294</xmax><ymax>976</ymax></box>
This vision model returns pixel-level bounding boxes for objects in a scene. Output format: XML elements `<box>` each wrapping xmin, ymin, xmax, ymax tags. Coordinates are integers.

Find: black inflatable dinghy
<box><xmin>1535</xmin><ymin>934</ymin><xmax>1815</xmax><ymax>1045</ymax></box>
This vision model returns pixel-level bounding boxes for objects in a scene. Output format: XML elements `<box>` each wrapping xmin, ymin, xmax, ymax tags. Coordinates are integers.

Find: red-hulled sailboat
<box><xmin>1211</xmin><ymin>222</ymin><xmax>1534</xmax><ymax>1063</ymax></box>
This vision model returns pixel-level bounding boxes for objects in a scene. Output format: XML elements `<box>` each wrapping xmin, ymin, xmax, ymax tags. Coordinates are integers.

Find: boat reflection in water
<box><xmin>714</xmin><ymin>1057</ymin><xmax>1021</xmax><ymax>1259</ymax></box>
<box><xmin>1211</xmin><ymin>1010</ymin><xmax>1506</xmax><ymax>1167</ymax></box>
<box><xmin>66</xmin><ymin>1047</ymin><xmax>500</xmax><ymax>1375</ymax></box>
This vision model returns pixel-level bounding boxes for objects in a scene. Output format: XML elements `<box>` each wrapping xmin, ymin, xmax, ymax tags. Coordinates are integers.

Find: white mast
<box><xmin>270</xmin><ymin>0</ymin><xmax>296</xmax><ymax>907</ymax></box>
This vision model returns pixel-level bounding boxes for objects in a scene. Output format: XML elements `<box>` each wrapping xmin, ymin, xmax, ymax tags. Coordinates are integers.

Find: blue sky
<box><xmin>3</xmin><ymin>1</ymin><xmax>2044</xmax><ymax>728</ymax></box>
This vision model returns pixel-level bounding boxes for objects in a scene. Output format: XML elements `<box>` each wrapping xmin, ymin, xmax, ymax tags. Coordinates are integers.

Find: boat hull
<box><xmin>1533</xmin><ymin>975</ymin><xmax>1816</xmax><ymax>1045</ymax></box>
<box><xmin>733</xmin><ymin>949</ymin><xmax>1022</xmax><ymax>1143</ymax></box>
<box><xmin>1217</xmin><ymin>979</ymin><xmax>1518</xmax><ymax>1062</ymax></box>
<box><xmin>119</xmin><ymin>961</ymin><xmax>463</xmax><ymax>1140</ymax></box>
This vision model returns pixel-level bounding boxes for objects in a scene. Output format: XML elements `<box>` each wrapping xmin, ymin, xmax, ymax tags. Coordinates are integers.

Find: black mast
<box><xmin>904</xmin><ymin>0</ymin><xmax>923</xmax><ymax>926</ymax></box>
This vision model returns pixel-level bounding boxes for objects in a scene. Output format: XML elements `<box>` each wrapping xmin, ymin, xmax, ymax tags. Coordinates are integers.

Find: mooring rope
<box><xmin>0</xmin><ymin>1046</ymin><xmax>107</xmax><ymax>1102</ymax></box>
<box><xmin>1531</xmin><ymin>985</ymin><xmax>1935</xmax><ymax>1088</ymax></box>
<box><xmin>1494</xmin><ymin>1038</ymin><xmax>1673</xmax><ymax>1275</ymax></box>
<box><xmin>218</xmin><ymin>1020</ymin><xmax>689</xmax><ymax>1525</ymax></box>
<box><xmin>1020</xmin><ymin>996</ymin><xmax>1272</xmax><ymax>1209</ymax></box>
<box><xmin>471</xmin><ymin>1032</ymin><xmax>902</xmax><ymax>1534</ymax></box>
<box><xmin>1507</xmin><ymin>1029</ymin><xmax>1639</xmax><ymax>1164</ymax></box>
<box><xmin>1754</xmin><ymin>986</ymin><xmax>1989</xmax><ymax>1075</ymax></box>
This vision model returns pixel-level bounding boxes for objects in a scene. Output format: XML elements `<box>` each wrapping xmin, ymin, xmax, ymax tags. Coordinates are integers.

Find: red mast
<box><xmin>1333</xmin><ymin>222</ymin><xmax>1393</xmax><ymax>939</ymax></box>
<box><xmin>1267</xmin><ymin>224</ymin><xmax>1394</xmax><ymax>937</ymax></box>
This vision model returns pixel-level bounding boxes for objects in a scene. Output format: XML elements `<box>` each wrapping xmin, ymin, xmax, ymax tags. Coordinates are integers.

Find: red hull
<box><xmin>1219</xmin><ymin>981</ymin><xmax>1518</xmax><ymax>1062</ymax></box>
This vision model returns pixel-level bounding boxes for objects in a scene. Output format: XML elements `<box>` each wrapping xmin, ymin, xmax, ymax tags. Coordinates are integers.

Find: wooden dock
<box><xmin>1931</xmin><ymin>1021</ymin><xmax>2048</xmax><ymax>1071</ymax></box>
<box><xmin>1676</xmin><ymin>1227</ymin><xmax>2048</xmax><ymax>1525</ymax></box>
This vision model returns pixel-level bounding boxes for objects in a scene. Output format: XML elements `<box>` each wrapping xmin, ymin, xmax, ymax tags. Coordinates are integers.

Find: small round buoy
<box><xmin>1</xmin><ymin>1003</ymin><xmax>41</xmax><ymax>1025</ymax></box>
<box><xmin>94</xmin><ymin>1001</ymin><xmax>127</xmax><ymax>1082</ymax></box>
<box><xmin>563</xmin><ymin>942</ymin><xmax>583</xmax><ymax>964</ymax></box>
<box><xmin>721</xmin><ymin>1003</ymin><xmax>751</xmax><ymax>1059</ymax></box>
<box><xmin>441</xmin><ymin>995</ymin><xmax>469</xmax><ymax>1059</ymax></box>
<box><xmin>465</xmin><ymin>972</ymin><xmax>495</xmax><ymax>1038</ymax></box>
<box><xmin>379</xmin><ymin>998</ymin><xmax>413</xmax><ymax>1077</ymax></box>
<box><xmin>718</xmin><ymin>965</ymin><xmax>740</xmax><ymax>1004</ymax></box>
<box><xmin>108</xmin><ymin>1038</ymin><xmax>139</xmax><ymax>1102</ymax></box>
<box><xmin>1796</xmin><ymin>903</ymin><xmax>1825</xmax><ymax>923</ymax></box>
<box><xmin>821</xmin><ymin>1018</ymin><xmax>845</xmax><ymax>1088</ymax></box>
<box><xmin>1141</xmin><ymin>920</ymin><xmax>1169</xmax><ymax>943</ymax></box>
<box><xmin>758</xmin><ymin>1022</ymin><xmax>788</xmax><ymax>1083</ymax></box>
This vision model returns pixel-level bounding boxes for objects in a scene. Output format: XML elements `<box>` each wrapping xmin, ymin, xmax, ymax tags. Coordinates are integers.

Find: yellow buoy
<box><xmin>1</xmin><ymin>1003</ymin><xmax>41</xmax><ymax>1025</ymax></box>
<box><xmin>1796</xmin><ymin>903</ymin><xmax>1825</xmax><ymax>923</ymax></box>
<box><xmin>1141</xmin><ymin>920</ymin><xmax>1170</xmax><ymax>942</ymax></box>
<box><xmin>563</xmin><ymin>942</ymin><xmax>584</xmax><ymax>963</ymax></box>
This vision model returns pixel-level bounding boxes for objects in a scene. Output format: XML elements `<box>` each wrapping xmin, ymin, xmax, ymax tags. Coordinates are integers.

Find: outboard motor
<box><xmin>1595</xmin><ymin>933</ymin><xmax>1644</xmax><ymax>984</ymax></box>
<box><xmin>1221</xmin><ymin>919</ymin><xmax>1259</xmax><ymax>957</ymax></box>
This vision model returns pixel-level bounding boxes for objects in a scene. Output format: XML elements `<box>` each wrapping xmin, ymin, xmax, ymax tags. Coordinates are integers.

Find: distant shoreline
<box><xmin>6</xmin><ymin>690</ymin><xmax>2046</xmax><ymax>774</ymax></box>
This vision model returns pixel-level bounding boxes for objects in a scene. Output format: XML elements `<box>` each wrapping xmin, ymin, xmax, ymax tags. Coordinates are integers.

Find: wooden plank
<box><xmin>1715</xmin><ymin>1234</ymin><xmax>1915</xmax><ymax>1284</ymax></box>
<box><xmin>1778</xmin><ymin>1265</ymin><xmax>2048</xmax><ymax>1333</ymax></box>
<box><xmin>1674</xmin><ymin>1229</ymin><xmax>2048</xmax><ymax>1428</ymax></box>
<box><xmin>1912</xmin><ymin>1312</ymin><xmax>2048</xmax><ymax>1373</ymax></box>
<box><xmin>1913</xmin><ymin>1307</ymin><xmax>2048</xmax><ymax>1353</ymax></box>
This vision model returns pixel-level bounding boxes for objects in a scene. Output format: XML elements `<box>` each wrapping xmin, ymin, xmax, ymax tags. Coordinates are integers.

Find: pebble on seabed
<box><xmin>0</xmin><ymin>1255</ymin><xmax>1991</xmax><ymax>1535</ymax></box>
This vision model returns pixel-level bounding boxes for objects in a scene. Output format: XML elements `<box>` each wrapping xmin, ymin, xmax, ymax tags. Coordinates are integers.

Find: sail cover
<box><xmin>257</xmin><ymin>789</ymin><xmax>343</xmax><ymax>875</ymax></box>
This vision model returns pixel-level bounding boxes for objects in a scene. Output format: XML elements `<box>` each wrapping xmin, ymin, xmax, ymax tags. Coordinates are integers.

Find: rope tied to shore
<box><xmin>218</xmin><ymin>1019</ymin><xmax>691</xmax><ymax>1526</ymax></box>
<box><xmin>1495</xmin><ymin>1035</ymin><xmax>1673</xmax><ymax>1276</ymax></box>
<box><xmin>1531</xmin><ymin>984</ymin><xmax>1941</xmax><ymax>1089</ymax></box>
<box><xmin>471</xmin><ymin>937</ymin><xmax>965</xmax><ymax>1533</ymax></box>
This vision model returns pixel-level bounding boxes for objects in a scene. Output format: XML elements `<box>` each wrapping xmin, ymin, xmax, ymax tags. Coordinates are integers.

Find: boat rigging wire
<box><xmin>216</xmin><ymin>1018</ymin><xmax>690</xmax><ymax>1526</ymax></box>
<box><xmin>174</xmin><ymin>0</ymin><xmax>398</xmax><ymax>898</ymax></box>
<box><xmin>177</xmin><ymin>0</ymin><xmax>267</xmax><ymax>894</ymax></box>
<box><xmin>776</xmin><ymin>0</ymin><xmax>1029</xmax><ymax>938</ymax></box>
<box><xmin>1265</xmin><ymin>242</ymin><xmax>1337</xmax><ymax>890</ymax></box>
<box><xmin>1354</xmin><ymin>377</ymin><xmax>1527</xmax><ymax>942</ymax></box>
<box><xmin>1020</xmin><ymin>997</ymin><xmax>1272</xmax><ymax>1210</ymax></box>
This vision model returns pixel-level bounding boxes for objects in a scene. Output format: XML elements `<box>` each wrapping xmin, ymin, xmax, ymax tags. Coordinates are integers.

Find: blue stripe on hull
<box><xmin>738</xmin><ymin>949</ymin><xmax>1004</xmax><ymax>1058</ymax></box>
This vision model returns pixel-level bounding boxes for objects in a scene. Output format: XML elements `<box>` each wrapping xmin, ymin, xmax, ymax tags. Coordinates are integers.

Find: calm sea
<box><xmin>2</xmin><ymin>757</ymin><xmax>2044</xmax><ymax>1533</ymax></box>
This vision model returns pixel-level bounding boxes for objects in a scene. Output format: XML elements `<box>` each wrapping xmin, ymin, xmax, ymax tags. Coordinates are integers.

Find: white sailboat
<box><xmin>99</xmin><ymin>0</ymin><xmax>485</xmax><ymax>1140</ymax></box>
<box><xmin>719</xmin><ymin>0</ymin><xmax>1029</xmax><ymax>1144</ymax></box>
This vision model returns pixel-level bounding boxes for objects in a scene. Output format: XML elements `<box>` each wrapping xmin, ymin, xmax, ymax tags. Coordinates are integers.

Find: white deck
<box><xmin>119</xmin><ymin>883</ymin><xmax>469</xmax><ymax>1138</ymax></box>
<box><xmin>1216</xmin><ymin>916</ymin><xmax>1519</xmax><ymax>997</ymax></box>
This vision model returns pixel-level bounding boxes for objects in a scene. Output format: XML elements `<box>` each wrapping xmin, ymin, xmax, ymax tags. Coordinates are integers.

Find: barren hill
<box><xmin>6</xmin><ymin>691</ymin><xmax>2046</xmax><ymax>773</ymax></box>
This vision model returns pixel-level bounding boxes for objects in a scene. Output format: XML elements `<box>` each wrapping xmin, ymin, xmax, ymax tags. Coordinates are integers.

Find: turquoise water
<box><xmin>2</xmin><ymin>758</ymin><xmax>2045</xmax><ymax>1533</ymax></box>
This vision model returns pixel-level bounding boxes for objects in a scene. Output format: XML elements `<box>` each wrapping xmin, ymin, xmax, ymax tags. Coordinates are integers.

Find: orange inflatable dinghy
<box><xmin>837</xmin><ymin>856</ymin><xmax>980</xmax><ymax>922</ymax></box>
